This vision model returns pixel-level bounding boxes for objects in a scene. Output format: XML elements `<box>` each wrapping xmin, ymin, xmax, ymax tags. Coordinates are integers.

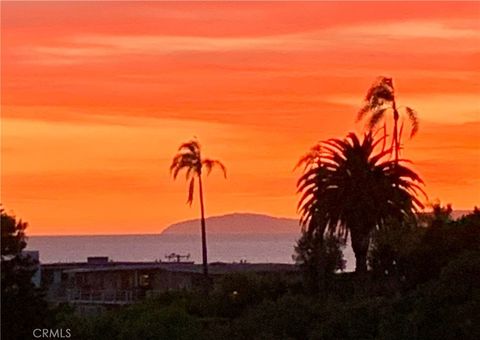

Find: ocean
<box><xmin>26</xmin><ymin>233</ymin><xmax>356</xmax><ymax>271</ymax></box>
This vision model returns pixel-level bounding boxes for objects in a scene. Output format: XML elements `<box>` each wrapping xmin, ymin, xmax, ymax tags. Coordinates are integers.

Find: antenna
<box><xmin>165</xmin><ymin>252</ymin><xmax>191</xmax><ymax>263</ymax></box>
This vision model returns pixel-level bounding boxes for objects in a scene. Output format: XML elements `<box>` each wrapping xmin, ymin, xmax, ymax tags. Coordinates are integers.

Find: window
<box><xmin>139</xmin><ymin>274</ymin><xmax>150</xmax><ymax>287</ymax></box>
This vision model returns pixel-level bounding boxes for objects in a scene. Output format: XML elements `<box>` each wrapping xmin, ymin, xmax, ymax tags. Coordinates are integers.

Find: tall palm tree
<box><xmin>170</xmin><ymin>139</ymin><xmax>226</xmax><ymax>278</ymax></box>
<box><xmin>297</xmin><ymin>132</ymin><xmax>424</xmax><ymax>274</ymax></box>
<box><xmin>357</xmin><ymin>76</ymin><xmax>419</xmax><ymax>163</ymax></box>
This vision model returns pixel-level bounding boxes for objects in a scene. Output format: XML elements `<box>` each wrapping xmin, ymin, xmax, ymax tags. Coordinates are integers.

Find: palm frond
<box><xmin>169</xmin><ymin>154</ymin><xmax>184</xmax><ymax>172</ymax></box>
<box><xmin>346</xmin><ymin>132</ymin><xmax>362</xmax><ymax>148</ymax></box>
<box><xmin>373</xmin><ymin>84</ymin><xmax>394</xmax><ymax>102</ymax></box>
<box><xmin>171</xmin><ymin>139</ymin><xmax>226</xmax><ymax>210</ymax></box>
<box><xmin>187</xmin><ymin>178</ymin><xmax>195</xmax><ymax>205</ymax></box>
<box><xmin>405</xmin><ymin>107</ymin><xmax>419</xmax><ymax>138</ymax></box>
<box><xmin>170</xmin><ymin>153</ymin><xmax>198</xmax><ymax>173</ymax></box>
<box><xmin>185</xmin><ymin>166</ymin><xmax>195</xmax><ymax>180</ymax></box>
<box><xmin>178</xmin><ymin>140</ymin><xmax>201</xmax><ymax>155</ymax></box>
<box><xmin>171</xmin><ymin>156</ymin><xmax>198</xmax><ymax>179</ymax></box>
<box><xmin>357</xmin><ymin>103</ymin><xmax>371</xmax><ymax>122</ymax></box>
<box><xmin>295</xmin><ymin>144</ymin><xmax>322</xmax><ymax>170</ymax></box>
<box><xmin>369</xmin><ymin>148</ymin><xmax>392</xmax><ymax>166</ymax></box>
<box><xmin>381</xmin><ymin>123</ymin><xmax>387</xmax><ymax>152</ymax></box>
<box><xmin>364</xmin><ymin>84</ymin><xmax>377</xmax><ymax>102</ymax></box>
<box><xmin>202</xmin><ymin>159</ymin><xmax>227</xmax><ymax>178</ymax></box>
<box><xmin>368</xmin><ymin>108</ymin><xmax>387</xmax><ymax>130</ymax></box>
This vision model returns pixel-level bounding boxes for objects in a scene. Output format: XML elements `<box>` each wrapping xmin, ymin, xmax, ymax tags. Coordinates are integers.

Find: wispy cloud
<box><xmin>337</xmin><ymin>20</ymin><xmax>479</xmax><ymax>39</ymax></box>
<box><xmin>21</xmin><ymin>32</ymin><xmax>329</xmax><ymax>65</ymax></box>
<box><xmin>16</xmin><ymin>17</ymin><xmax>479</xmax><ymax>67</ymax></box>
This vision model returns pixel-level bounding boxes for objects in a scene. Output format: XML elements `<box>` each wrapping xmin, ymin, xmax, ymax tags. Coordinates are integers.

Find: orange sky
<box><xmin>1</xmin><ymin>1</ymin><xmax>479</xmax><ymax>235</ymax></box>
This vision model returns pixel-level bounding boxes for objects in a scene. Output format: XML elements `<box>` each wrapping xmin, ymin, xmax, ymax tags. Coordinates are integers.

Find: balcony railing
<box><xmin>66</xmin><ymin>289</ymin><xmax>136</xmax><ymax>304</ymax></box>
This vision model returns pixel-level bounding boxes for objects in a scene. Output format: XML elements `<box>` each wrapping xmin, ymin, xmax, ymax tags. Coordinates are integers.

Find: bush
<box><xmin>369</xmin><ymin>218</ymin><xmax>424</xmax><ymax>280</ymax></box>
<box><xmin>379</xmin><ymin>251</ymin><xmax>480</xmax><ymax>340</ymax></box>
<box><xmin>294</xmin><ymin>231</ymin><xmax>346</xmax><ymax>293</ymax></box>
<box><xmin>58</xmin><ymin>300</ymin><xmax>202</xmax><ymax>340</ymax></box>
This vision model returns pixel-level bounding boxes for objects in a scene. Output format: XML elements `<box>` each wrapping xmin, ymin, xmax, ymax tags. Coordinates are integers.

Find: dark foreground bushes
<box><xmin>57</xmin><ymin>251</ymin><xmax>479</xmax><ymax>340</ymax></box>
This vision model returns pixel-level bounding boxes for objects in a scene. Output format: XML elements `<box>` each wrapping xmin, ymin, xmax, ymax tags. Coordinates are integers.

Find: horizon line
<box><xmin>25</xmin><ymin>208</ymin><xmax>473</xmax><ymax>237</ymax></box>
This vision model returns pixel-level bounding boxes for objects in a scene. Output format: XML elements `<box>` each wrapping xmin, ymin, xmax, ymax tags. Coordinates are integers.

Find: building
<box><xmin>41</xmin><ymin>257</ymin><xmax>297</xmax><ymax>314</ymax></box>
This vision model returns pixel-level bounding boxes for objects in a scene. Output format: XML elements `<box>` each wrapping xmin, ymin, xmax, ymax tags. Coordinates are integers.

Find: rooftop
<box><xmin>61</xmin><ymin>262</ymin><xmax>297</xmax><ymax>275</ymax></box>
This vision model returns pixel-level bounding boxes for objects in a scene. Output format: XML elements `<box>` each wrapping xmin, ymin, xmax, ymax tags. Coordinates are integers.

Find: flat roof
<box><xmin>42</xmin><ymin>261</ymin><xmax>193</xmax><ymax>269</ymax></box>
<box><xmin>63</xmin><ymin>262</ymin><xmax>297</xmax><ymax>275</ymax></box>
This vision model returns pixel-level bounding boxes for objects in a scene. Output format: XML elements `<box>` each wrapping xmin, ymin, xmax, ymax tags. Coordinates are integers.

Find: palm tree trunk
<box><xmin>198</xmin><ymin>175</ymin><xmax>208</xmax><ymax>278</ymax></box>
<box><xmin>392</xmin><ymin>100</ymin><xmax>399</xmax><ymax>164</ymax></box>
<box><xmin>351</xmin><ymin>230</ymin><xmax>370</xmax><ymax>274</ymax></box>
<box><xmin>316</xmin><ymin>235</ymin><xmax>327</xmax><ymax>296</ymax></box>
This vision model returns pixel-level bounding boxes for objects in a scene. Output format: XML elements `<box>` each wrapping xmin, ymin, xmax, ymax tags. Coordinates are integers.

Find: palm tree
<box><xmin>297</xmin><ymin>132</ymin><xmax>424</xmax><ymax>274</ymax></box>
<box><xmin>357</xmin><ymin>76</ymin><xmax>419</xmax><ymax>163</ymax></box>
<box><xmin>170</xmin><ymin>139</ymin><xmax>226</xmax><ymax>278</ymax></box>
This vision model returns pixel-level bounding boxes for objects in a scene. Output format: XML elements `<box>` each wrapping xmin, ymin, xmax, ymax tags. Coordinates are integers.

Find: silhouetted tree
<box><xmin>1</xmin><ymin>208</ymin><xmax>47</xmax><ymax>340</ymax></box>
<box><xmin>293</xmin><ymin>230</ymin><xmax>345</xmax><ymax>293</ymax></box>
<box><xmin>368</xmin><ymin>217</ymin><xmax>423</xmax><ymax>280</ymax></box>
<box><xmin>407</xmin><ymin>205</ymin><xmax>480</xmax><ymax>286</ymax></box>
<box><xmin>297</xmin><ymin>132</ymin><xmax>424</xmax><ymax>274</ymax></box>
<box><xmin>357</xmin><ymin>76</ymin><xmax>419</xmax><ymax>163</ymax></box>
<box><xmin>170</xmin><ymin>139</ymin><xmax>226</xmax><ymax>279</ymax></box>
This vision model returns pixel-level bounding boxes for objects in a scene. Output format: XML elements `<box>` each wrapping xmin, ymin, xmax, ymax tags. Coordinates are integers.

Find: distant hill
<box><xmin>162</xmin><ymin>210</ymin><xmax>474</xmax><ymax>235</ymax></box>
<box><xmin>161</xmin><ymin>213</ymin><xmax>300</xmax><ymax>235</ymax></box>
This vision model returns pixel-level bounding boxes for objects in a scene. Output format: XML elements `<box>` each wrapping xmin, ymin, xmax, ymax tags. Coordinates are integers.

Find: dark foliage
<box><xmin>369</xmin><ymin>206</ymin><xmax>480</xmax><ymax>288</ymax></box>
<box><xmin>404</xmin><ymin>206</ymin><xmax>480</xmax><ymax>286</ymax></box>
<box><xmin>1</xmin><ymin>209</ymin><xmax>48</xmax><ymax>340</ymax></box>
<box><xmin>293</xmin><ymin>231</ymin><xmax>346</xmax><ymax>293</ymax></box>
<box><xmin>368</xmin><ymin>217</ymin><xmax>424</xmax><ymax>280</ymax></box>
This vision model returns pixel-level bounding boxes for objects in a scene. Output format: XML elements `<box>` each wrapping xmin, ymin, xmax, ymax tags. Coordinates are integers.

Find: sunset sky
<box><xmin>1</xmin><ymin>1</ymin><xmax>479</xmax><ymax>235</ymax></box>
